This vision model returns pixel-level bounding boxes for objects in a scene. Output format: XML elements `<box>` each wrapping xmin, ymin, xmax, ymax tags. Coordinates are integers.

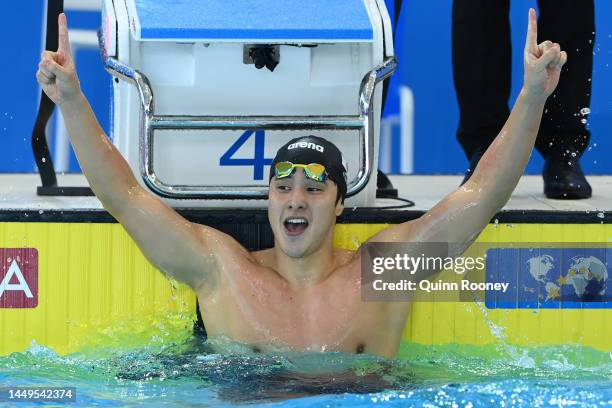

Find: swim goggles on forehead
<box><xmin>274</xmin><ymin>161</ymin><xmax>327</xmax><ymax>182</ymax></box>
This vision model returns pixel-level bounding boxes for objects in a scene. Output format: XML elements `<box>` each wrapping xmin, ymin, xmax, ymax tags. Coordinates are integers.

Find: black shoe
<box><xmin>543</xmin><ymin>150</ymin><xmax>592</xmax><ymax>199</ymax></box>
<box><xmin>461</xmin><ymin>147</ymin><xmax>486</xmax><ymax>186</ymax></box>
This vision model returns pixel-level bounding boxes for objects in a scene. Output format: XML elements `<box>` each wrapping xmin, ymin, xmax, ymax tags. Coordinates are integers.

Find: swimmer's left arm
<box><xmin>368</xmin><ymin>8</ymin><xmax>566</xmax><ymax>260</ymax></box>
<box><xmin>384</xmin><ymin>90</ymin><xmax>553</xmax><ymax>255</ymax></box>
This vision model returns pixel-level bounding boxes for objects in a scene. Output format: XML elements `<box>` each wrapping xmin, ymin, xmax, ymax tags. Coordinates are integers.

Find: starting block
<box><xmin>101</xmin><ymin>0</ymin><xmax>396</xmax><ymax>206</ymax></box>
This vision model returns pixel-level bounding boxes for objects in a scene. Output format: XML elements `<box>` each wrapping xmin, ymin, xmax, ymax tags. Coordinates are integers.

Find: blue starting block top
<box><xmin>131</xmin><ymin>0</ymin><xmax>374</xmax><ymax>42</ymax></box>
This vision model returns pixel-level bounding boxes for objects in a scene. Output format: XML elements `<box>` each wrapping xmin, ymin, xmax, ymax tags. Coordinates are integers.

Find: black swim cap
<box><xmin>269</xmin><ymin>136</ymin><xmax>348</xmax><ymax>202</ymax></box>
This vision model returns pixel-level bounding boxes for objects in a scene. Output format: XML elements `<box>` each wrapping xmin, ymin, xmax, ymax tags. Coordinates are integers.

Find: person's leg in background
<box><xmin>535</xmin><ymin>0</ymin><xmax>595</xmax><ymax>199</ymax></box>
<box><xmin>452</xmin><ymin>0</ymin><xmax>511</xmax><ymax>184</ymax></box>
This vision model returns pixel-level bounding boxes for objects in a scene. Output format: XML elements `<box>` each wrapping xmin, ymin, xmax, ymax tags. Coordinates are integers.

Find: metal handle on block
<box><xmin>100</xmin><ymin>33</ymin><xmax>396</xmax><ymax>199</ymax></box>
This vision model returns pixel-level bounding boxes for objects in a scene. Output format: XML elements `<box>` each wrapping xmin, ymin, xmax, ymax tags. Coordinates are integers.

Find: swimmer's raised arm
<box><xmin>36</xmin><ymin>14</ymin><xmax>128</xmax><ymax>204</ymax></box>
<box><xmin>35</xmin><ymin>14</ymin><xmax>245</xmax><ymax>291</ymax></box>
<box><xmin>370</xmin><ymin>9</ymin><xmax>566</xmax><ymax>256</ymax></box>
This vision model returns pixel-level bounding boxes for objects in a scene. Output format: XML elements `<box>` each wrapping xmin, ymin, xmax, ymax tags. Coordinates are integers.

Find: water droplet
<box><xmin>594</xmin><ymin>160</ymin><xmax>598</xmax><ymax>165</ymax></box>
<box><xmin>580</xmin><ymin>118</ymin><xmax>587</xmax><ymax>124</ymax></box>
<box><xmin>38</xmin><ymin>210</ymin><xmax>44</xmax><ymax>214</ymax></box>
<box><xmin>41</xmin><ymin>157</ymin><xmax>46</xmax><ymax>163</ymax></box>
<box><xmin>567</xmin><ymin>162</ymin><xmax>572</xmax><ymax>166</ymax></box>
<box><xmin>597</xmin><ymin>212</ymin><xmax>605</xmax><ymax>219</ymax></box>
<box><xmin>580</xmin><ymin>107</ymin><xmax>590</xmax><ymax>115</ymax></box>
<box><xmin>571</xmin><ymin>152</ymin><xmax>577</xmax><ymax>157</ymax></box>
<box><xmin>593</xmin><ymin>143</ymin><xmax>597</xmax><ymax>147</ymax></box>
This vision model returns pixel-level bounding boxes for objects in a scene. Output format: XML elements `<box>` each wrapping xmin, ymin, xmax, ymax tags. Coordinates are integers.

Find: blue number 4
<box><xmin>219</xmin><ymin>130</ymin><xmax>273</xmax><ymax>180</ymax></box>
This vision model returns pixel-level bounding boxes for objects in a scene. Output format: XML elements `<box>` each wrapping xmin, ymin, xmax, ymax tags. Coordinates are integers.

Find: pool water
<box><xmin>1</xmin><ymin>333</ymin><xmax>611</xmax><ymax>407</ymax></box>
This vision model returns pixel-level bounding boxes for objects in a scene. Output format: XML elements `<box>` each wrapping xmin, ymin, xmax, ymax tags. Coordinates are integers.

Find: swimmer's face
<box><xmin>268</xmin><ymin>168</ymin><xmax>344</xmax><ymax>258</ymax></box>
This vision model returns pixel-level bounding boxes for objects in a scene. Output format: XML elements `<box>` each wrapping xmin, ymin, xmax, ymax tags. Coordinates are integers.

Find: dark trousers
<box><xmin>452</xmin><ymin>0</ymin><xmax>595</xmax><ymax>160</ymax></box>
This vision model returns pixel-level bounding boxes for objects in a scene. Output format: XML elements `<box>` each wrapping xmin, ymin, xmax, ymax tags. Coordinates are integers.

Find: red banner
<box><xmin>0</xmin><ymin>248</ymin><xmax>38</xmax><ymax>308</ymax></box>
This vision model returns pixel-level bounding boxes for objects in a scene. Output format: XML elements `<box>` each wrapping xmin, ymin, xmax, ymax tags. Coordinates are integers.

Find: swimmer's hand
<box><xmin>36</xmin><ymin>13</ymin><xmax>81</xmax><ymax>106</ymax></box>
<box><xmin>522</xmin><ymin>8</ymin><xmax>567</xmax><ymax>101</ymax></box>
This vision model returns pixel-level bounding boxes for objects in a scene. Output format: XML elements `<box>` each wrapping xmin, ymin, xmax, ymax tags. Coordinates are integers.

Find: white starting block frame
<box><xmin>100</xmin><ymin>0</ymin><xmax>396</xmax><ymax>206</ymax></box>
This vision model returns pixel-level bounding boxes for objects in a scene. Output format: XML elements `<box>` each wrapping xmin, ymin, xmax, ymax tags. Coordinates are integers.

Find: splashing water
<box><xmin>3</xmin><ymin>337</ymin><xmax>612</xmax><ymax>407</ymax></box>
<box><xmin>1</xmin><ymin>305</ymin><xmax>612</xmax><ymax>407</ymax></box>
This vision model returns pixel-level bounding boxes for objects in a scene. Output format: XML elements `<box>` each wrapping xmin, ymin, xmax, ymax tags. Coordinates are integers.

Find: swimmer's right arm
<box><xmin>35</xmin><ymin>14</ymin><xmax>243</xmax><ymax>291</ymax></box>
<box><xmin>36</xmin><ymin>13</ymin><xmax>131</xmax><ymax>207</ymax></box>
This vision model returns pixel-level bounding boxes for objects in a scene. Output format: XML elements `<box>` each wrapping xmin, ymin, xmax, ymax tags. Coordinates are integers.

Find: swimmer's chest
<box><xmin>200</xmin><ymin>263</ymin><xmax>391</xmax><ymax>353</ymax></box>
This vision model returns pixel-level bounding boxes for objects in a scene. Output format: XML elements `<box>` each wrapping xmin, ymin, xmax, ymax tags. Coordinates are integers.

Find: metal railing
<box><xmin>100</xmin><ymin>33</ymin><xmax>396</xmax><ymax>199</ymax></box>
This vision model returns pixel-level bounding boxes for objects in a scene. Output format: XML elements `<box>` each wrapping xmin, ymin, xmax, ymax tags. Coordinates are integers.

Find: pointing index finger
<box><xmin>525</xmin><ymin>8</ymin><xmax>538</xmax><ymax>53</ymax></box>
<box><xmin>57</xmin><ymin>13</ymin><xmax>72</xmax><ymax>61</ymax></box>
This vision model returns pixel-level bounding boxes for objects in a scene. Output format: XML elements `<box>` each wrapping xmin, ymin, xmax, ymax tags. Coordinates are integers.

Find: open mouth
<box><xmin>283</xmin><ymin>217</ymin><xmax>309</xmax><ymax>236</ymax></box>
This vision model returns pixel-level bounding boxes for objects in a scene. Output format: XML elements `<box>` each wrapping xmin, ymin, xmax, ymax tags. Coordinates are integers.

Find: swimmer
<box><xmin>36</xmin><ymin>9</ymin><xmax>565</xmax><ymax>357</ymax></box>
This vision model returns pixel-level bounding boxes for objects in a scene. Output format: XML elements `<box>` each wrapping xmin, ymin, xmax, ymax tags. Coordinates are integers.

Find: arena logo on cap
<box><xmin>287</xmin><ymin>142</ymin><xmax>324</xmax><ymax>152</ymax></box>
<box><xmin>0</xmin><ymin>248</ymin><xmax>38</xmax><ymax>308</ymax></box>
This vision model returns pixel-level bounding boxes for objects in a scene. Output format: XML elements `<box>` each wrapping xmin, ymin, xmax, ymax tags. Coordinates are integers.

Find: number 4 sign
<box><xmin>219</xmin><ymin>130</ymin><xmax>273</xmax><ymax>180</ymax></box>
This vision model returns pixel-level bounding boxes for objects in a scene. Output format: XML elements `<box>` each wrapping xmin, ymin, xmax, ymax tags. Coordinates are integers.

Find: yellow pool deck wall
<box><xmin>1</xmin><ymin>221</ymin><xmax>611</xmax><ymax>356</ymax></box>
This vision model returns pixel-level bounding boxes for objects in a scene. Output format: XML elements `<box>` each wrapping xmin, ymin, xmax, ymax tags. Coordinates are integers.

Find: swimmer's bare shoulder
<box><xmin>111</xmin><ymin>191</ymin><xmax>254</xmax><ymax>293</ymax></box>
